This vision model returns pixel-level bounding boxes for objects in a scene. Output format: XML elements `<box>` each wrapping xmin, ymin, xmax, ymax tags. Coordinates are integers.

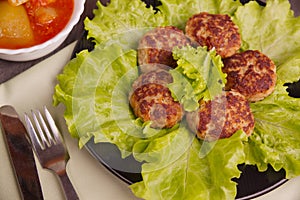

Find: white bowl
<box><xmin>0</xmin><ymin>0</ymin><xmax>86</xmax><ymax>62</ymax></box>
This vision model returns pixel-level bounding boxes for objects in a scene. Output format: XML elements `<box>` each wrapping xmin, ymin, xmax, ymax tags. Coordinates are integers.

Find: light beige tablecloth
<box><xmin>0</xmin><ymin>42</ymin><xmax>299</xmax><ymax>200</ymax></box>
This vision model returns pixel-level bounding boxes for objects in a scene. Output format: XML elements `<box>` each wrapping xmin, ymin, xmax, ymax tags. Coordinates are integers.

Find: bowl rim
<box><xmin>0</xmin><ymin>0</ymin><xmax>86</xmax><ymax>55</ymax></box>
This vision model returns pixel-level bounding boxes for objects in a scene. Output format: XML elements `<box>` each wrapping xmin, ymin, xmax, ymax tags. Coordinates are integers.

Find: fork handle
<box><xmin>58</xmin><ymin>172</ymin><xmax>79</xmax><ymax>200</ymax></box>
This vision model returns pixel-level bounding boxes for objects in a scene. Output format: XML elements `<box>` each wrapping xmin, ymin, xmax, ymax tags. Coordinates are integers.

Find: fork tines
<box><xmin>25</xmin><ymin>106</ymin><xmax>62</xmax><ymax>150</ymax></box>
<box><xmin>24</xmin><ymin>106</ymin><xmax>78</xmax><ymax>200</ymax></box>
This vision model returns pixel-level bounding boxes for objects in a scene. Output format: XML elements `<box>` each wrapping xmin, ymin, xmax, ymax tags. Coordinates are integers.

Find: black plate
<box><xmin>73</xmin><ymin>0</ymin><xmax>300</xmax><ymax>199</ymax></box>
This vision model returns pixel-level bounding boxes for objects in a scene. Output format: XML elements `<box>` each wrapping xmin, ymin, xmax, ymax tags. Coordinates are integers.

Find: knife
<box><xmin>0</xmin><ymin>105</ymin><xmax>43</xmax><ymax>200</ymax></box>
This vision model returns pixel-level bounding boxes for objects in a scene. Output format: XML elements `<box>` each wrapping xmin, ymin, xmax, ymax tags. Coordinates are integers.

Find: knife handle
<box><xmin>0</xmin><ymin>106</ymin><xmax>44</xmax><ymax>200</ymax></box>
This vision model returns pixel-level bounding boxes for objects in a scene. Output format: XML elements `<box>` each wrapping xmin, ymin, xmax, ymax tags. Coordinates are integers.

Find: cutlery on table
<box><xmin>24</xmin><ymin>106</ymin><xmax>79</xmax><ymax>200</ymax></box>
<box><xmin>0</xmin><ymin>105</ymin><xmax>44</xmax><ymax>200</ymax></box>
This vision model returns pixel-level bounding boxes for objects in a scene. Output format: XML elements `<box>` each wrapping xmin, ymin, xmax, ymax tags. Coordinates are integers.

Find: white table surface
<box><xmin>0</xmin><ymin>42</ymin><xmax>300</xmax><ymax>200</ymax></box>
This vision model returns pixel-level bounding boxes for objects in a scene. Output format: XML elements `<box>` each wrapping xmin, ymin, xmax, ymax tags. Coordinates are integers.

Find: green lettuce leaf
<box><xmin>84</xmin><ymin>0</ymin><xmax>242</xmax><ymax>49</ymax></box>
<box><xmin>169</xmin><ymin>46</ymin><xmax>226</xmax><ymax>111</ymax></box>
<box><xmin>233</xmin><ymin>0</ymin><xmax>300</xmax><ymax>65</ymax></box>
<box><xmin>130</xmin><ymin>130</ymin><xmax>247</xmax><ymax>200</ymax></box>
<box><xmin>246</xmin><ymin>66</ymin><xmax>300</xmax><ymax>178</ymax></box>
<box><xmin>84</xmin><ymin>0</ymin><xmax>167</xmax><ymax>50</ymax></box>
<box><xmin>54</xmin><ymin>43</ymin><xmax>142</xmax><ymax>156</ymax></box>
<box><xmin>246</xmin><ymin>83</ymin><xmax>300</xmax><ymax>178</ymax></box>
<box><xmin>132</xmin><ymin>122</ymin><xmax>193</xmax><ymax>164</ymax></box>
<box><xmin>233</xmin><ymin>0</ymin><xmax>300</xmax><ymax>178</ymax></box>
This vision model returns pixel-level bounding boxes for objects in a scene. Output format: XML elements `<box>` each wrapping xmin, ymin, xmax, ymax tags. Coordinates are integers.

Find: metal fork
<box><xmin>24</xmin><ymin>106</ymin><xmax>79</xmax><ymax>200</ymax></box>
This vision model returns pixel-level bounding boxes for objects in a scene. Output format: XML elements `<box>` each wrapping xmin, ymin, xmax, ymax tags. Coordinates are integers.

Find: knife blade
<box><xmin>0</xmin><ymin>105</ymin><xmax>43</xmax><ymax>200</ymax></box>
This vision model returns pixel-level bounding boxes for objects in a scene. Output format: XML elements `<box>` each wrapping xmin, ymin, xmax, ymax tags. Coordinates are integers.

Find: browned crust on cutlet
<box><xmin>222</xmin><ymin>50</ymin><xmax>276</xmax><ymax>102</ymax></box>
<box><xmin>138</xmin><ymin>26</ymin><xmax>191</xmax><ymax>68</ymax></box>
<box><xmin>185</xmin><ymin>12</ymin><xmax>241</xmax><ymax>58</ymax></box>
<box><xmin>132</xmin><ymin>68</ymin><xmax>173</xmax><ymax>91</ymax></box>
<box><xmin>186</xmin><ymin>91</ymin><xmax>255</xmax><ymax>141</ymax></box>
<box><xmin>139</xmin><ymin>63</ymin><xmax>172</xmax><ymax>74</ymax></box>
<box><xmin>129</xmin><ymin>83</ymin><xmax>183</xmax><ymax>129</ymax></box>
